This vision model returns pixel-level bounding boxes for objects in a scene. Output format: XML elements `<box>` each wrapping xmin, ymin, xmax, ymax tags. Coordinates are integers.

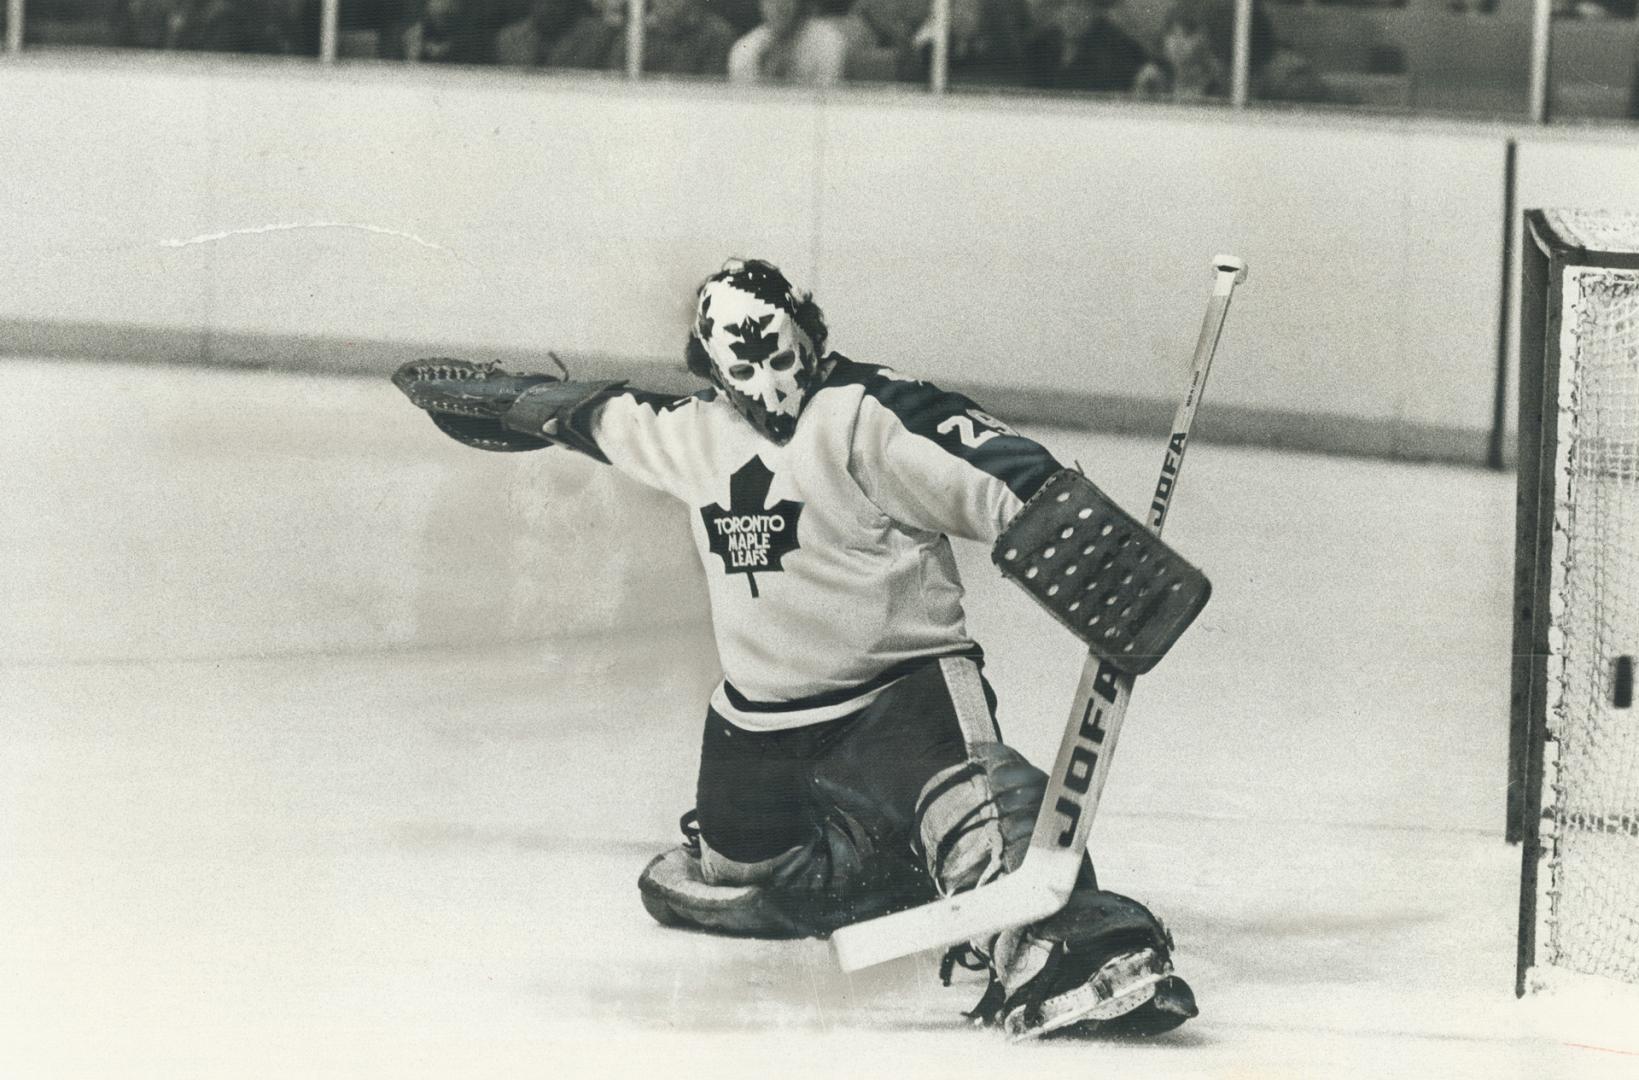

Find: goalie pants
<box><xmin>691</xmin><ymin>654</ymin><xmax>1011</xmax><ymax>930</ymax></box>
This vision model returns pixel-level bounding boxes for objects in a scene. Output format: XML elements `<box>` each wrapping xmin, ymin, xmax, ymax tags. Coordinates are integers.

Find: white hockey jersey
<box><xmin>587</xmin><ymin>356</ymin><xmax>1062</xmax><ymax>730</ymax></box>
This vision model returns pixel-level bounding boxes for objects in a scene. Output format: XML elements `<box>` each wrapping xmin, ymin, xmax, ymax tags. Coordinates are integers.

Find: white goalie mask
<box><xmin>689</xmin><ymin>260</ymin><xmax>826</xmax><ymax>444</ymax></box>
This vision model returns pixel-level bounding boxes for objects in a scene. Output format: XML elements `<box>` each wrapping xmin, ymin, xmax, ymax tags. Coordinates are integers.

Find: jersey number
<box><xmin>937</xmin><ymin>408</ymin><xmax>1015</xmax><ymax>449</ymax></box>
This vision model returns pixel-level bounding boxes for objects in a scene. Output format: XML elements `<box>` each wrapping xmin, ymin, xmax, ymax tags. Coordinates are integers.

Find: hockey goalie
<box><xmin>394</xmin><ymin>258</ymin><xmax>1201</xmax><ymax>1040</ymax></box>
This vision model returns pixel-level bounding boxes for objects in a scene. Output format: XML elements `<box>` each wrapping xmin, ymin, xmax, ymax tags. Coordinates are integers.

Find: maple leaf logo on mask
<box><xmin>722</xmin><ymin>263</ymin><xmax>795</xmax><ymax>310</ymax></box>
<box><xmin>699</xmin><ymin>456</ymin><xmax>803</xmax><ymax>598</ymax></box>
<box><xmin>725</xmin><ymin>313</ymin><xmax>778</xmax><ymax>363</ymax></box>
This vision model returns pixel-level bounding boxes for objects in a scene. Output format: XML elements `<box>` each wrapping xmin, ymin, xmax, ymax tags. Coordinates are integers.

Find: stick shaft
<box><xmin>1150</xmin><ymin>262</ymin><xmax>1242</xmax><ymax>533</ymax></box>
<box><xmin>1029</xmin><ymin>256</ymin><xmax>1245</xmax><ymax>862</ymax></box>
<box><xmin>832</xmin><ymin>256</ymin><xmax>1246</xmax><ymax>971</ymax></box>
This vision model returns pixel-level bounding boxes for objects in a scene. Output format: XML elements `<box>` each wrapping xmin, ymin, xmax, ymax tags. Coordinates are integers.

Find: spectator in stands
<box><xmin>171</xmin><ymin>0</ymin><xmax>299</xmax><ymax>52</ymax></box>
<box><xmin>1630</xmin><ymin>39</ymin><xmax>1639</xmax><ymax>121</ymax></box>
<box><xmin>499</xmin><ymin>0</ymin><xmax>741</xmax><ymax>76</ymax></box>
<box><xmin>398</xmin><ymin>0</ymin><xmax>492</xmax><ymax>61</ymax></box>
<box><xmin>1247</xmin><ymin>37</ymin><xmax>1326</xmax><ymax>101</ymax></box>
<box><xmin>1019</xmin><ymin>0</ymin><xmax>1149</xmax><ymax>94</ymax></box>
<box><xmin>494</xmin><ymin>0</ymin><xmax>582</xmax><ymax>63</ymax></box>
<box><xmin>727</xmin><ymin>0</ymin><xmax>849</xmax><ymax>85</ymax></box>
<box><xmin>547</xmin><ymin>0</ymin><xmax>626</xmax><ymax>67</ymax></box>
<box><xmin>292</xmin><ymin>0</ymin><xmax>406</xmax><ymax>57</ymax></box>
<box><xmin>1132</xmin><ymin>0</ymin><xmax>1327</xmax><ymax>103</ymax></box>
<box><xmin>1132</xmin><ymin>0</ymin><xmax>1224</xmax><ymax>98</ymax></box>
<box><xmin>900</xmin><ymin>0</ymin><xmax>1031</xmax><ymax>86</ymax></box>
<box><xmin>851</xmin><ymin>0</ymin><xmax>924</xmax><ymax>66</ymax></box>
<box><xmin>116</xmin><ymin>0</ymin><xmax>187</xmax><ymax>47</ymax></box>
<box><xmin>805</xmin><ymin>0</ymin><xmax>896</xmax><ymax>81</ymax></box>
<box><xmin>611</xmin><ymin>0</ymin><xmax>739</xmax><ymax>75</ymax></box>
<box><xmin>708</xmin><ymin>0</ymin><xmax>764</xmax><ymax>34</ymax></box>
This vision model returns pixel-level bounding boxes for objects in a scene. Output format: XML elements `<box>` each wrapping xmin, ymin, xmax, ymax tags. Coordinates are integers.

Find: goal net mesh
<box><xmin>1539</xmin><ymin>249</ymin><xmax>1639</xmax><ymax>987</ymax></box>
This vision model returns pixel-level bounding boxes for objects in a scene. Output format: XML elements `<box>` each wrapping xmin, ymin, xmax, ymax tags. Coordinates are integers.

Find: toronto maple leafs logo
<box><xmin>699</xmin><ymin>456</ymin><xmax>803</xmax><ymax>597</ymax></box>
<box><xmin>723</xmin><ymin>262</ymin><xmax>796</xmax><ymax>311</ymax></box>
<box><xmin>725</xmin><ymin>314</ymin><xmax>779</xmax><ymax>362</ymax></box>
<box><xmin>699</xmin><ymin>289</ymin><xmax>781</xmax><ymax>365</ymax></box>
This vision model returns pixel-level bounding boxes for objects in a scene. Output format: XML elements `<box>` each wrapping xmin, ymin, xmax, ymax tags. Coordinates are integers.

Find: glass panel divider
<box><xmin>625</xmin><ymin>0</ymin><xmax>644</xmax><ymax>79</ymax></box>
<box><xmin>1528</xmin><ymin>0</ymin><xmax>1552</xmax><ymax>123</ymax></box>
<box><xmin>929</xmin><ymin>0</ymin><xmax>949</xmax><ymax>93</ymax></box>
<box><xmin>320</xmin><ymin>0</ymin><xmax>339</xmax><ymax>63</ymax></box>
<box><xmin>1230</xmin><ymin>0</ymin><xmax>1252</xmax><ymax>108</ymax></box>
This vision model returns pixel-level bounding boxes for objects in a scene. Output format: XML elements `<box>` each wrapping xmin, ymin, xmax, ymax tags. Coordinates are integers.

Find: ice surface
<box><xmin>2</xmin><ymin>359</ymin><xmax>1635</xmax><ymax>1079</ymax></box>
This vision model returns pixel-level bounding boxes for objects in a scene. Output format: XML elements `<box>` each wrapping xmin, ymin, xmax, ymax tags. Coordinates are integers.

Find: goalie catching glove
<box><xmin>392</xmin><ymin>357</ymin><xmax>625</xmax><ymax>461</ymax></box>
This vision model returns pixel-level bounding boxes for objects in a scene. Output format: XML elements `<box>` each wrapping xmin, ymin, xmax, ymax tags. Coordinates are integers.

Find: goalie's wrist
<box><xmin>499</xmin><ymin>384</ymin><xmax>565</xmax><ymax>438</ymax></box>
<box><xmin>500</xmin><ymin>380</ymin><xmax>625</xmax><ymax>463</ymax></box>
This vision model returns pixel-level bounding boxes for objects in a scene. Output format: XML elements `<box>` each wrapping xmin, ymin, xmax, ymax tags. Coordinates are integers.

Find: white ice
<box><xmin>2</xmin><ymin>358</ymin><xmax>1635</xmax><ymax>1080</ymax></box>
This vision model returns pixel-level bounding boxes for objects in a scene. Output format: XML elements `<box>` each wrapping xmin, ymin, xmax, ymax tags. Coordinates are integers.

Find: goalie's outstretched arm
<box><xmin>392</xmin><ymin>357</ymin><xmax>712</xmax><ymax>499</ymax></box>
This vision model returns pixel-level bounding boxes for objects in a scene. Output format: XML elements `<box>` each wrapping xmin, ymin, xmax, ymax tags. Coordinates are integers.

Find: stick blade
<box><xmin>831</xmin><ymin>857</ymin><xmax>1076</xmax><ymax>972</ymax></box>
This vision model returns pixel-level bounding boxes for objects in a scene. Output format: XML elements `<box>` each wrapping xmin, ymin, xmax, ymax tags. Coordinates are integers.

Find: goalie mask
<box><xmin>686</xmin><ymin>259</ymin><xmax>829</xmax><ymax>444</ymax></box>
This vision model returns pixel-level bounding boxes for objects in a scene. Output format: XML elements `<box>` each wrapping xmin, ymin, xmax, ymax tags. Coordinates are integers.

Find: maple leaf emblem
<box><xmin>726</xmin><ymin>314</ymin><xmax>778</xmax><ymax>362</ymax></box>
<box><xmin>725</xmin><ymin>263</ymin><xmax>795</xmax><ymax>311</ymax></box>
<box><xmin>699</xmin><ymin>456</ymin><xmax>803</xmax><ymax>598</ymax></box>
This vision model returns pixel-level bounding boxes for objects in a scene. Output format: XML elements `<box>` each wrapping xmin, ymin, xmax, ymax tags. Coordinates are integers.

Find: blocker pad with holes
<box><xmin>993</xmin><ymin>469</ymin><xmax>1211</xmax><ymax>676</ymax></box>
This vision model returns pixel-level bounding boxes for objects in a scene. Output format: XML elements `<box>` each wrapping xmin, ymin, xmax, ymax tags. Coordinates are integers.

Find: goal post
<box><xmin>1510</xmin><ymin>208</ymin><xmax>1639</xmax><ymax>997</ymax></box>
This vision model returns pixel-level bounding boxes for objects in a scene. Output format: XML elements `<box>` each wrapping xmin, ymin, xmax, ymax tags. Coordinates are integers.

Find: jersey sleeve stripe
<box><xmin>833</xmin><ymin>357</ymin><xmax>1061</xmax><ymax>501</ymax></box>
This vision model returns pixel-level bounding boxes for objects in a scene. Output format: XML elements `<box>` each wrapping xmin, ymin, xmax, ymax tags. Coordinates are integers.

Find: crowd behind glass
<box><xmin>4</xmin><ymin>0</ymin><xmax>1637</xmax><ymax>122</ymax></box>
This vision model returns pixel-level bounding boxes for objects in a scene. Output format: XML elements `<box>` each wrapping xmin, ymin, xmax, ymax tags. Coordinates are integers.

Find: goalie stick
<box><xmin>831</xmin><ymin>254</ymin><xmax>1248</xmax><ymax>972</ymax></box>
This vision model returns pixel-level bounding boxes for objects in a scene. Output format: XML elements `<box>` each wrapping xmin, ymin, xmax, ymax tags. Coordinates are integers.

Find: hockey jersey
<box><xmin>587</xmin><ymin>355</ymin><xmax>1062</xmax><ymax>730</ymax></box>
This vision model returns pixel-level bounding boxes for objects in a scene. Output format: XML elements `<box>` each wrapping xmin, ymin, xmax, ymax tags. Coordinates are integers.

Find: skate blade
<box><xmin>1002</xmin><ymin>949</ymin><xmax>1168</xmax><ymax>1042</ymax></box>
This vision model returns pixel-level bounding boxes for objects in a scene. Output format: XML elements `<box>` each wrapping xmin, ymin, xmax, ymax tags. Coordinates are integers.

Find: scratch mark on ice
<box><xmin>159</xmin><ymin>222</ymin><xmax>460</xmax><ymax>257</ymax></box>
<box><xmin>1565</xmin><ymin>1042</ymin><xmax>1639</xmax><ymax>1057</ymax></box>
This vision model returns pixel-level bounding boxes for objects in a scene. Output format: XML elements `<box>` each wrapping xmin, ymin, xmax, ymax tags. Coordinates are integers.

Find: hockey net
<box><xmin>1513</xmin><ymin>209</ymin><xmax>1639</xmax><ymax>996</ymax></box>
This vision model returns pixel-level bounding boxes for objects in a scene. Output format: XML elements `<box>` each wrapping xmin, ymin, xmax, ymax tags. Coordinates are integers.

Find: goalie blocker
<box><xmin>994</xmin><ymin>468</ymin><xmax>1210</xmax><ymax>676</ymax></box>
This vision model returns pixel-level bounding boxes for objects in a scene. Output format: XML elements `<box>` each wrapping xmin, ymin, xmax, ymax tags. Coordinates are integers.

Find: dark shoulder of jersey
<box><xmin>821</xmin><ymin>353</ymin><xmax>1061</xmax><ymax>501</ymax></box>
<box><xmin>615</xmin><ymin>385</ymin><xmax>718</xmax><ymax>413</ymax></box>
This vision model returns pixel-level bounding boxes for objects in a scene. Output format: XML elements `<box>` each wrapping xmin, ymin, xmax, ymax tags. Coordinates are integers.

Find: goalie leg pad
<box><xmin>993</xmin><ymin>467</ymin><xmax>1211</xmax><ymax>675</ymax></box>
<box><xmin>916</xmin><ymin>742</ymin><xmax>1047</xmax><ymax>896</ymax></box>
<box><xmin>968</xmin><ymin>888</ymin><xmax>1197</xmax><ymax>1040</ymax></box>
<box><xmin>708</xmin><ymin>809</ymin><xmax>930</xmax><ymax>936</ymax></box>
<box><xmin>637</xmin><ymin>843</ymin><xmax>808</xmax><ymax>939</ymax></box>
<box><xmin>638</xmin><ymin>812</ymin><xmax>929</xmax><ymax>939</ymax></box>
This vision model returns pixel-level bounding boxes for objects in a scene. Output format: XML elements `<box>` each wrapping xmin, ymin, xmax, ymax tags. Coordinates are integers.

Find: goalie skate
<box><xmin>1000</xmin><ymin>947</ymin><xmax>1191</xmax><ymax>1041</ymax></box>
